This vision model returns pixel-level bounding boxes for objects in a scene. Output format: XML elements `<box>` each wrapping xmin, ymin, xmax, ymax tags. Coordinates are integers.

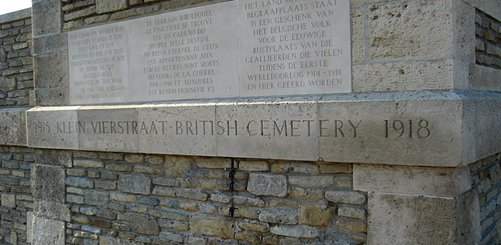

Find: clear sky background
<box><xmin>0</xmin><ymin>0</ymin><xmax>32</xmax><ymax>15</ymax></box>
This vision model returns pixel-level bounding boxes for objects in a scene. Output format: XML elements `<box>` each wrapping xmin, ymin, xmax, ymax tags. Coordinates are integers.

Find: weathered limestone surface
<box><xmin>354</xmin><ymin>164</ymin><xmax>471</xmax><ymax>197</ymax></box>
<box><xmin>367</xmin><ymin>191</ymin><xmax>480</xmax><ymax>245</ymax></box>
<box><xmin>26</xmin><ymin>92</ymin><xmax>501</xmax><ymax>167</ymax></box>
<box><xmin>32</xmin><ymin>216</ymin><xmax>65</xmax><ymax>245</ymax></box>
<box><xmin>0</xmin><ymin>108</ymin><xmax>27</xmax><ymax>146</ymax></box>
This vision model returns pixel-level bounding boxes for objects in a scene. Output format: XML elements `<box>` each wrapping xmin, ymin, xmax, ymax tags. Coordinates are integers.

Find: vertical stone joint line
<box><xmin>228</xmin><ymin>159</ymin><xmax>237</xmax><ymax>217</ymax></box>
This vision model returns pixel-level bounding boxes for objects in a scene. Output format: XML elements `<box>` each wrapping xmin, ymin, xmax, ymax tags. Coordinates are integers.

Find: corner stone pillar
<box><xmin>354</xmin><ymin>164</ymin><xmax>481</xmax><ymax>245</ymax></box>
<box><xmin>32</xmin><ymin>0</ymin><xmax>68</xmax><ymax>106</ymax></box>
<box><xmin>30</xmin><ymin>150</ymin><xmax>72</xmax><ymax>245</ymax></box>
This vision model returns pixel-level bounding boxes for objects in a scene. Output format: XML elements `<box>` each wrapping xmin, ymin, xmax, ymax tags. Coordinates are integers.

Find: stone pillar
<box><xmin>30</xmin><ymin>150</ymin><xmax>72</xmax><ymax>245</ymax></box>
<box><xmin>32</xmin><ymin>0</ymin><xmax>68</xmax><ymax>106</ymax></box>
<box><xmin>354</xmin><ymin>165</ymin><xmax>481</xmax><ymax>244</ymax></box>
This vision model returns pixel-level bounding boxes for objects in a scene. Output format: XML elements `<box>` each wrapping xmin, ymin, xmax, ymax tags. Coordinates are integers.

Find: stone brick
<box><xmin>127</xmin><ymin>213</ymin><xmax>159</xmax><ymax>235</ymax></box>
<box><xmin>74</xmin><ymin>159</ymin><xmax>104</xmax><ymax>168</ymax></box>
<box><xmin>238</xmin><ymin>221</ymin><xmax>269</xmax><ymax>233</ymax></box>
<box><xmin>72</xmin><ymin>214</ymin><xmax>90</xmax><ymax>224</ymax></box>
<box><xmin>271</xmin><ymin>162</ymin><xmax>318</xmax><ymax>174</ymax></box>
<box><xmin>319</xmin><ymin>163</ymin><xmax>353</xmax><ymax>174</ymax></box>
<box><xmin>259</xmin><ymin>208</ymin><xmax>299</xmax><ymax>225</ymax></box>
<box><xmin>367</xmin><ymin>0</ymin><xmax>453</xmax><ymax>60</ymax></box>
<box><xmin>239</xmin><ymin>160</ymin><xmax>270</xmax><ymax>172</ymax></box>
<box><xmin>95</xmin><ymin>180</ymin><xmax>117</xmax><ymax>190</ymax></box>
<box><xmin>177</xmin><ymin>188</ymin><xmax>208</xmax><ymax>201</ymax></box>
<box><xmin>96</xmin><ymin>0</ymin><xmax>128</xmax><ymax>14</ymax></box>
<box><xmin>152</xmin><ymin>186</ymin><xmax>176</xmax><ymax>197</ymax></box>
<box><xmin>106</xmin><ymin>162</ymin><xmax>132</xmax><ymax>172</ymax></box>
<box><xmin>290</xmin><ymin>188</ymin><xmax>324</xmax><ymax>201</ymax></box>
<box><xmin>66</xmin><ymin>194</ymin><xmax>84</xmax><ymax>204</ymax></box>
<box><xmin>85</xmin><ymin>190</ymin><xmax>109</xmax><ymax>206</ymax></box>
<box><xmin>334</xmin><ymin>176</ymin><xmax>353</xmax><ymax>188</ymax></box>
<box><xmin>288</xmin><ymin>176</ymin><xmax>334</xmax><ymax>188</ymax></box>
<box><xmin>138</xmin><ymin>197</ymin><xmax>159</xmax><ymax>206</ymax></box>
<box><xmin>210</xmin><ymin>193</ymin><xmax>231</xmax><ymax>204</ymax></box>
<box><xmin>64</xmin><ymin>6</ymin><xmax>96</xmax><ymax>21</ymax></box>
<box><xmin>118</xmin><ymin>174</ymin><xmax>151</xmax><ymax>195</ymax></box>
<box><xmin>338</xmin><ymin>206</ymin><xmax>366</xmax><ymax>221</ymax></box>
<box><xmin>145</xmin><ymin>155</ymin><xmax>164</xmax><ymax>165</ymax></box>
<box><xmin>325</xmin><ymin>191</ymin><xmax>366</xmax><ymax>205</ymax></box>
<box><xmin>301</xmin><ymin>204</ymin><xmax>335</xmax><ymax>227</ymax></box>
<box><xmin>32</xmin><ymin>216</ymin><xmax>65</xmax><ymax>245</ymax></box>
<box><xmin>270</xmin><ymin>225</ymin><xmax>319</xmax><ymax>239</ymax></box>
<box><xmin>32</xmin><ymin>0</ymin><xmax>62</xmax><ymax>36</ymax></box>
<box><xmin>195</xmin><ymin>157</ymin><xmax>231</xmax><ymax>169</ymax></box>
<box><xmin>190</xmin><ymin>216</ymin><xmax>234</xmax><ymax>239</ymax></box>
<box><xmin>164</xmin><ymin>156</ymin><xmax>197</xmax><ymax>178</ymax></box>
<box><xmin>153</xmin><ymin>177</ymin><xmax>179</xmax><ymax>187</ymax></box>
<box><xmin>66</xmin><ymin>177</ymin><xmax>93</xmax><ymax>188</ymax></box>
<box><xmin>149</xmin><ymin>207</ymin><xmax>189</xmax><ymax>221</ymax></box>
<box><xmin>235</xmin><ymin>231</ymin><xmax>260</xmax><ymax>244</ymax></box>
<box><xmin>34</xmin><ymin>200</ymin><xmax>71</xmax><ymax>221</ymax></box>
<box><xmin>134</xmin><ymin>165</ymin><xmax>164</xmax><ymax>174</ymax></box>
<box><xmin>247</xmin><ymin>173</ymin><xmax>287</xmax><ymax>197</ymax></box>
<box><xmin>67</xmin><ymin>169</ymin><xmax>86</xmax><ymax>177</ymax></box>
<box><xmin>111</xmin><ymin>192</ymin><xmax>137</xmax><ymax>203</ymax></box>
<box><xmin>233</xmin><ymin>195</ymin><xmax>265</xmax><ymax>207</ymax></box>
<box><xmin>1</xmin><ymin>194</ymin><xmax>15</xmax><ymax>208</ymax></box>
<box><xmin>32</xmin><ymin>164</ymin><xmax>65</xmax><ymax>202</ymax></box>
<box><xmin>159</xmin><ymin>231</ymin><xmax>184</xmax><ymax>243</ymax></box>
<box><xmin>338</xmin><ymin>218</ymin><xmax>367</xmax><ymax>233</ymax></box>
<box><xmin>125</xmin><ymin>154</ymin><xmax>144</xmax><ymax>163</ymax></box>
<box><xmin>0</xmin><ymin>77</ymin><xmax>16</xmax><ymax>91</ymax></box>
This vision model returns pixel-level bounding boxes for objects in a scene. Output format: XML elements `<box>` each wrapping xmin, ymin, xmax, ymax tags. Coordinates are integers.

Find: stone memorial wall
<box><xmin>1</xmin><ymin>0</ymin><xmax>501</xmax><ymax>244</ymax></box>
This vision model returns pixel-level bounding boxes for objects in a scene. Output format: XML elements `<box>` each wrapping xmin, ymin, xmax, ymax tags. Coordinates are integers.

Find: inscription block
<box><xmin>240</xmin><ymin>0</ymin><xmax>351</xmax><ymax>96</ymax></box>
<box><xmin>68</xmin><ymin>22</ymin><xmax>129</xmax><ymax>104</ymax></box>
<box><xmin>129</xmin><ymin>3</ymin><xmax>239</xmax><ymax>101</ymax></box>
<box><xmin>26</xmin><ymin>92</ymin><xmax>490</xmax><ymax>167</ymax></box>
<box><xmin>67</xmin><ymin>0</ymin><xmax>352</xmax><ymax>105</ymax></box>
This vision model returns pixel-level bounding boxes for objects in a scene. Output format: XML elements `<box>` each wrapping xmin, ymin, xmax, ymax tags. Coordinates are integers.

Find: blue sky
<box><xmin>0</xmin><ymin>0</ymin><xmax>32</xmax><ymax>15</ymax></box>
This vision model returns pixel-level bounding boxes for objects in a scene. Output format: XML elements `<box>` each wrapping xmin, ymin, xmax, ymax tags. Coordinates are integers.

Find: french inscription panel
<box><xmin>27</xmin><ymin>98</ymin><xmax>464</xmax><ymax>166</ymax></box>
<box><xmin>68</xmin><ymin>0</ymin><xmax>352</xmax><ymax>105</ymax></box>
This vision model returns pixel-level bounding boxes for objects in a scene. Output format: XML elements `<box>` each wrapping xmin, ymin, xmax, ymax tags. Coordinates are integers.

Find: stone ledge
<box><xmin>23</xmin><ymin>91</ymin><xmax>501</xmax><ymax>167</ymax></box>
<box><xmin>0</xmin><ymin>107</ymin><xmax>28</xmax><ymax>146</ymax></box>
<box><xmin>0</xmin><ymin>8</ymin><xmax>31</xmax><ymax>24</ymax></box>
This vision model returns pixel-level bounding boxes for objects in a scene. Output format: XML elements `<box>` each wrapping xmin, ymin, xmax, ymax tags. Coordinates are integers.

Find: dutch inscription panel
<box><xmin>240</xmin><ymin>0</ymin><xmax>351</xmax><ymax>96</ymax></box>
<box><xmin>68</xmin><ymin>0</ymin><xmax>352</xmax><ymax>105</ymax></box>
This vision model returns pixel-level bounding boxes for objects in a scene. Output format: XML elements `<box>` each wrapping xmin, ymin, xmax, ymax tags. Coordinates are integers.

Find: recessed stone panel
<box><xmin>239</xmin><ymin>0</ymin><xmax>352</xmax><ymax>97</ymax></box>
<box><xmin>68</xmin><ymin>22</ymin><xmax>129</xmax><ymax>104</ymax></box>
<box><xmin>67</xmin><ymin>0</ymin><xmax>352</xmax><ymax>105</ymax></box>
<box><xmin>128</xmin><ymin>2</ymin><xmax>239</xmax><ymax>102</ymax></box>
